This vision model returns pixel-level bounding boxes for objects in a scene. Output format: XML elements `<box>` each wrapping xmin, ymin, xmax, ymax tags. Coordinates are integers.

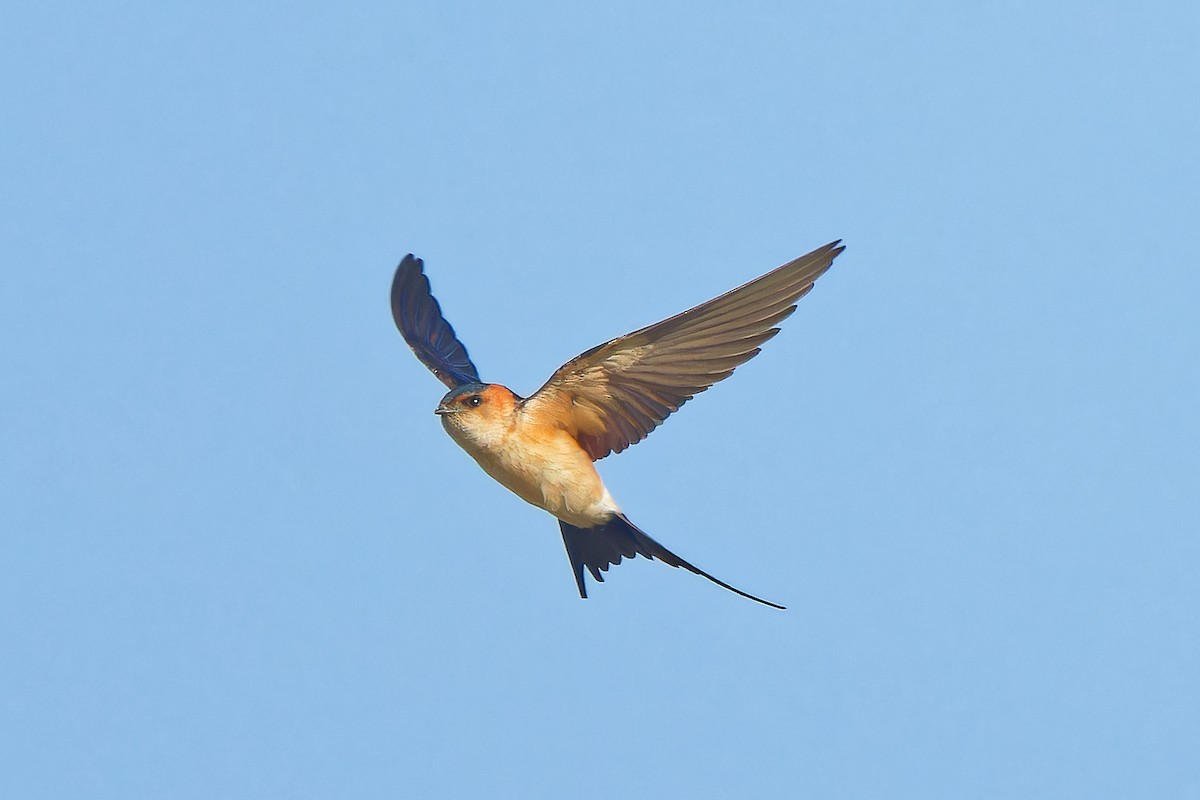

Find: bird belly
<box><xmin>452</xmin><ymin>426</ymin><xmax>618</xmax><ymax>527</ymax></box>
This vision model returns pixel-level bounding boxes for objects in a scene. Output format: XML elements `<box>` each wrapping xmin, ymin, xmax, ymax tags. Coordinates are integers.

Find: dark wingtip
<box><xmin>389</xmin><ymin>254</ymin><xmax>424</xmax><ymax>332</ymax></box>
<box><xmin>390</xmin><ymin>253</ymin><xmax>482</xmax><ymax>389</ymax></box>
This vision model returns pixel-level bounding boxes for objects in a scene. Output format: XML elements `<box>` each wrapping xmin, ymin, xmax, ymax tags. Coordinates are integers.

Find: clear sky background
<box><xmin>2</xmin><ymin>2</ymin><xmax>1197</xmax><ymax>798</ymax></box>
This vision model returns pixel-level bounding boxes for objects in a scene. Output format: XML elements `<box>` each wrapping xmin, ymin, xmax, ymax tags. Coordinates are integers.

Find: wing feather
<box><xmin>390</xmin><ymin>254</ymin><xmax>481</xmax><ymax>389</ymax></box>
<box><xmin>523</xmin><ymin>241</ymin><xmax>844</xmax><ymax>460</ymax></box>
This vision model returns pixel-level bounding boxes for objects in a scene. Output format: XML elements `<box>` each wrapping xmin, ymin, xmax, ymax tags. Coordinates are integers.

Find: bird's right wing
<box><xmin>391</xmin><ymin>254</ymin><xmax>481</xmax><ymax>389</ymax></box>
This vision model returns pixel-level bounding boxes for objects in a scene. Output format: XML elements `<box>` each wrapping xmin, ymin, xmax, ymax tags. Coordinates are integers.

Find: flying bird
<box><xmin>391</xmin><ymin>242</ymin><xmax>844</xmax><ymax>608</ymax></box>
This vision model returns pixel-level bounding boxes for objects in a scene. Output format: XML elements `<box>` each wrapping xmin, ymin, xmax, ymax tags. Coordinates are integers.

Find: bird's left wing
<box><xmin>522</xmin><ymin>242</ymin><xmax>844</xmax><ymax>460</ymax></box>
<box><xmin>390</xmin><ymin>254</ymin><xmax>481</xmax><ymax>389</ymax></box>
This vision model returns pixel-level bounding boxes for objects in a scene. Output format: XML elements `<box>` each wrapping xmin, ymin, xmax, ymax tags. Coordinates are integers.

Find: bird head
<box><xmin>435</xmin><ymin>382</ymin><xmax>520</xmax><ymax>449</ymax></box>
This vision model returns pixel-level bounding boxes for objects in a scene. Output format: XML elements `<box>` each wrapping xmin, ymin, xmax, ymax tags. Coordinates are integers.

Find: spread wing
<box><xmin>523</xmin><ymin>241</ymin><xmax>844</xmax><ymax>460</ymax></box>
<box><xmin>390</xmin><ymin>254</ymin><xmax>481</xmax><ymax>389</ymax></box>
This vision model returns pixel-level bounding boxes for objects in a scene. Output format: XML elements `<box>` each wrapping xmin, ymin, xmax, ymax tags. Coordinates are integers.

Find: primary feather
<box><xmin>391</xmin><ymin>254</ymin><xmax>481</xmax><ymax>389</ymax></box>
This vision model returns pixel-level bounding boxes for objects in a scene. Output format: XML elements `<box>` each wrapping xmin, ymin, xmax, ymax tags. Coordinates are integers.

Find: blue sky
<box><xmin>2</xmin><ymin>2</ymin><xmax>1198</xmax><ymax>798</ymax></box>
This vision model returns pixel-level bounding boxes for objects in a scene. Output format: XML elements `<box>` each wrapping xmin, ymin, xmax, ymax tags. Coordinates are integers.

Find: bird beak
<box><xmin>434</xmin><ymin>403</ymin><xmax>457</xmax><ymax>416</ymax></box>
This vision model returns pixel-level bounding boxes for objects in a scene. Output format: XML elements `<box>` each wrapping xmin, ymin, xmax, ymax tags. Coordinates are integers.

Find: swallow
<box><xmin>391</xmin><ymin>242</ymin><xmax>844</xmax><ymax>609</ymax></box>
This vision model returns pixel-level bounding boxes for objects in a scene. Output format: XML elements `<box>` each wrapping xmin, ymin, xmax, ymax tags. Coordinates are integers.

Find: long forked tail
<box><xmin>558</xmin><ymin>514</ymin><xmax>785</xmax><ymax>609</ymax></box>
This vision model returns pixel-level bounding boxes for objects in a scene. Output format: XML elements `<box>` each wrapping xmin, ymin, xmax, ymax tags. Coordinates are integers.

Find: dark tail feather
<box><xmin>558</xmin><ymin>514</ymin><xmax>785</xmax><ymax>609</ymax></box>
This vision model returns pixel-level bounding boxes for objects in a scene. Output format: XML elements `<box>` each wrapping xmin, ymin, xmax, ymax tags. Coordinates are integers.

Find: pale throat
<box><xmin>443</xmin><ymin>413</ymin><xmax>620</xmax><ymax>527</ymax></box>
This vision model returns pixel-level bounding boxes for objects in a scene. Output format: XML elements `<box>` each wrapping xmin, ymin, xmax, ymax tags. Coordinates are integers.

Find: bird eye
<box><xmin>466</xmin><ymin>395</ymin><xmax>483</xmax><ymax>407</ymax></box>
